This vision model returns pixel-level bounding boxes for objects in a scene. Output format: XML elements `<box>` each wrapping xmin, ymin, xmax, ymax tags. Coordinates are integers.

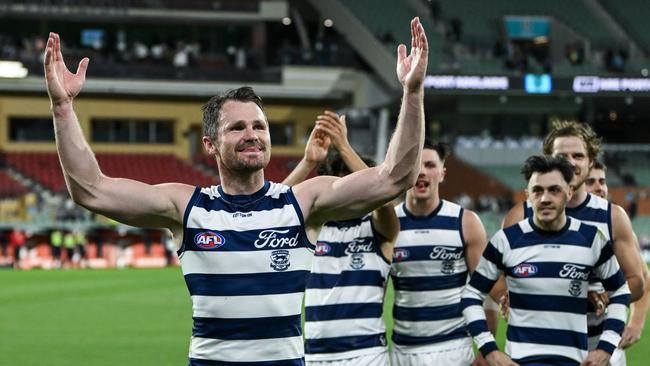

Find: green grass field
<box><xmin>1</xmin><ymin>268</ymin><xmax>649</xmax><ymax>365</ymax></box>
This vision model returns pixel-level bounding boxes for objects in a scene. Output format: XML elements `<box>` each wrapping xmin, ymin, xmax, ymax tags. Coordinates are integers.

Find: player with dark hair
<box><xmin>283</xmin><ymin>111</ymin><xmax>398</xmax><ymax>366</ymax></box>
<box><xmin>390</xmin><ymin>140</ymin><xmax>493</xmax><ymax>366</ymax></box>
<box><xmin>585</xmin><ymin>160</ymin><xmax>608</xmax><ymax>200</ymax></box>
<box><xmin>464</xmin><ymin>155</ymin><xmax>630</xmax><ymax>366</ymax></box>
<box><xmin>502</xmin><ymin>121</ymin><xmax>648</xmax><ymax>366</ymax></box>
<box><xmin>43</xmin><ymin>17</ymin><xmax>428</xmax><ymax>365</ymax></box>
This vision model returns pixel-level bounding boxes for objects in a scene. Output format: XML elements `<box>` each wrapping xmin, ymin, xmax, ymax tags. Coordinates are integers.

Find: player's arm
<box><xmin>611</xmin><ymin>204</ymin><xmax>645</xmax><ymax>301</ymax></box>
<box><xmin>461</xmin><ymin>232</ymin><xmax>511</xmax><ymax>363</ymax></box>
<box><xmin>282</xmin><ymin>125</ymin><xmax>330</xmax><ymax>186</ymax></box>
<box><xmin>620</xmin><ymin>233</ymin><xmax>650</xmax><ymax>349</ymax></box>
<box><xmin>587</xmin><ymin>238</ymin><xmax>631</xmax><ymax>364</ymax></box>
<box><xmin>45</xmin><ymin>33</ymin><xmax>191</xmax><ymax>230</ymax></box>
<box><xmin>501</xmin><ymin>202</ymin><xmax>524</xmax><ymax>229</ymax></box>
<box><xmin>293</xmin><ymin>18</ymin><xmax>427</xmax><ymax>228</ymax></box>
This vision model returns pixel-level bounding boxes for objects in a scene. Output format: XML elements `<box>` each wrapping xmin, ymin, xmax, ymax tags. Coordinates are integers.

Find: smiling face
<box><xmin>551</xmin><ymin>136</ymin><xmax>592</xmax><ymax>190</ymax></box>
<box><xmin>410</xmin><ymin>148</ymin><xmax>446</xmax><ymax>201</ymax></box>
<box><xmin>204</xmin><ymin>100</ymin><xmax>271</xmax><ymax>173</ymax></box>
<box><xmin>527</xmin><ymin>170</ymin><xmax>573</xmax><ymax>229</ymax></box>
<box><xmin>585</xmin><ymin>167</ymin><xmax>608</xmax><ymax>199</ymax></box>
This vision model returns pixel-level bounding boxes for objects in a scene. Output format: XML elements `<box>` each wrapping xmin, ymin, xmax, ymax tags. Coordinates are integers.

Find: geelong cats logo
<box><xmin>270</xmin><ymin>250</ymin><xmax>290</xmax><ymax>271</ymax></box>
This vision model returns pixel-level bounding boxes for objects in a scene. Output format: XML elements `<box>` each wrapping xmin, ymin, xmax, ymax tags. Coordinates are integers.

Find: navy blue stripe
<box><xmin>507</xmin><ymin>325</ymin><xmax>587</xmax><ymax>350</ymax></box>
<box><xmin>179</xmin><ymin>186</ymin><xmax>202</xmax><ymax>256</ymax></box>
<box><xmin>595</xmin><ymin>242</ymin><xmax>615</xmax><ymax>267</ymax></box>
<box><xmin>513</xmin><ymin>355</ymin><xmax>579</xmax><ymax>366</ymax></box>
<box><xmin>601</xmin><ymin>271</ymin><xmax>626</xmax><ymax>291</ymax></box>
<box><xmin>194</xmin><ymin>191</ymin><xmax>293</xmax><ymax>215</ymax></box>
<box><xmin>470</xmin><ymin>270</ymin><xmax>498</xmax><ymax>293</ymax></box>
<box><xmin>323</xmin><ymin>216</ymin><xmax>370</xmax><ymax>229</ymax></box>
<box><xmin>392</xmin><ymin>325</ymin><xmax>468</xmax><ymax>346</ymax></box>
<box><xmin>461</xmin><ymin>297</ymin><xmax>483</xmax><ymax>310</ymax></box>
<box><xmin>604</xmin><ymin>318</ymin><xmax>626</xmax><ymax>335</ymax></box>
<box><xmin>567</xmin><ymin>206</ymin><xmax>609</xmax><ymax>227</ymax></box>
<box><xmin>509</xmin><ymin>292</ymin><xmax>587</xmax><ymax>314</ymax></box>
<box><xmin>185</xmin><ymin>271</ymin><xmax>309</xmax><ymax>296</ymax></box>
<box><xmin>523</xmin><ymin>201</ymin><xmax>533</xmax><ymax>219</ymax></box>
<box><xmin>398</xmin><ymin>215</ymin><xmax>460</xmax><ymax>231</ymax></box>
<box><xmin>597</xmin><ymin>340</ymin><xmax>616</xmax><ymax>355</ymax></box>
<box><xmin>393</xmin><ymin>303</ymin><xmax>461</xmax><ymax>322</ymax></box>
<box><xmin>503</xmin><ymin>223</ymin><xmax>525</xmax><ymax>248</ymax></box>
<box><xmin>306</xmin><ymin>270</ymin><xmax>385</xmax><ymax>289</ymax></box>
<box><xmin>482</xmin><ymin>242</ymin><xmax>505</xmax><ymax>270</ymax></box>
<box><xmin>305</xmin><ymin>333</ymin><xmax>386</xmax><ymax>354</ymax></box>
<box><xmin>479</xmin><ymin>341</ymin><xmax>498</xmax><ymax>358</ymax></box>
<box><xmin>192</xmin><ymin>315</ymin><xmax>301</xmax><ymax>340</ymax></box>
<box><xmin>467</xmin><ymin>319</ymin><xmax>489</xmax><ymax>337</ymax></box>
<box><xmin>392</xmin><ymin>271</ymin><xmax>468</xmax><ymax>291</ymax></box>
<box><xmin>285</xmin><ymin>187</ymin><xmax>313</xmax><ymax>251</ymax></box>
<box><xmin>389</xmin><ymin>245</ymin><xmax>464</xmax><ymax>262</ymax></box>
<box><xmin>588</xmin><ymin>323</ymin><xmax>603</xmax><ymax>337</ymax></box>
<box><xmin>184</xmin><ymin>226</ymin><xmax>304</xmax><ymax>252</ymax></box>
<box><xmin>189</xmin><ymin>358</ymin><xmax>304</xmax><ymax>366</ymax></box>
<box><xmin>506</xmin><ymin>262</ymin><xmax>592</xmax><ymax>279</ymax></box>
<box><xmin>610</xmin><ymin>294</ymin><xmax>631</xmax><ymax>305</ymax></box>
<box><xmin>509</xmin><ymin>230</ymin><xmax>594</xmax><ymax>250</ymax></box>
<box><xmin>576</xmin><ymin>222</ymin><xmax>598</xmax><ymax>244</ymax></box>
<box><xmin>305</xmin><ymin>302</ymin><xmax>383</xmax><ymax>322</ymax></box>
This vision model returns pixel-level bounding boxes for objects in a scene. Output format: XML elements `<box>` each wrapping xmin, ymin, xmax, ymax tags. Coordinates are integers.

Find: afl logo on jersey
<box><xmin>315</xmin><ymin>243</ymin><xmax>331</xmax><ymax>255</ymax></box>
<box><xmin>194</xmin><ymin>231</ymin><xmax>226</xmax><ymax>250</ymax></box>
<box><xmin>393</xmin><ymin>248</ymin><xmax>410</xmax><ymax>262</ymax></box>
<box><xmin>512</xmin><ymin>263</ymin><xmax>538</xmax><ymax>277</ymax></box>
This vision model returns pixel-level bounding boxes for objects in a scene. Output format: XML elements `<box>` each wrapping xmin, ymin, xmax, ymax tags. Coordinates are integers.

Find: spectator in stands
<box><xmin>43</xmin><ymin>16</ymin><xmax>428</xmax><ymax>364</ymax></box>
<box><xmin>585</xmin><ymin>159</ymin><xmax>608</xmax><ymax>199</ymax></box>
<box><xmin>75</xmin><ymin>230</ymin><xmax>87</xmax><ymax>268</ymax></box>
<box><xmin>50</xmin><ymin>229</ymin><xmax>63</xmax><ymax>268</ymax></box>
<box><xmin>63</xmin><ymin>231</ymin><xmax>76</xmax><ymax>268</ymax></box>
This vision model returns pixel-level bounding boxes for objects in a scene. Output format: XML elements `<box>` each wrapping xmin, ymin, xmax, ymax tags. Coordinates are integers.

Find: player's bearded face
<box><xmin>215</xmin><ymin>101</ymin><xmax>271</xmax><ymax>172</ymax></box>
<box><xmin>528</xmin><ymin>171</ymin><xmax>571</xmax><ymax>226</ymax></box>
<box><xmin>551</xmin><ymin>136</ymin><xmax>591</xmax><ymax>190</ymax></box>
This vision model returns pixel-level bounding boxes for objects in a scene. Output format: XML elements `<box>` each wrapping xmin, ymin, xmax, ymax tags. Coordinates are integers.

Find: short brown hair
<box><xmin>542</xmin><ymin>120</ymin><xmax>601</xmax><ymax>161</ymax></box>
<box><xmin>202</xmin><ymin>86</ymin><xmax>265</xmax><ymax>140</ymax></box>
<box><xmin>522</xmin><ymin>155</ymin><xmax>575</xmax><ymax>184</ymax></box>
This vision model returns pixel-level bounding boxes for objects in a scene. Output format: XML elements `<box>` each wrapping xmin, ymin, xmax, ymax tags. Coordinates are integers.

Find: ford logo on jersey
<box><xmin>512</xmin><ymin>263</ymin><xmax>538</xmax><ymax>277</ymax></box>
<box><xmin>194</xmin><ymin>231</ymin><xmax>226</xmax><ymax>250</ymax></box>
<box><xmin>315</xmin><ymin>242</ymin><xmax>331</xmax><ymax>255</ymax></box>
<box><xmin>393</xmin><ymin>248</ymin><xmax>410</xmax><ymax>262</ymax></box>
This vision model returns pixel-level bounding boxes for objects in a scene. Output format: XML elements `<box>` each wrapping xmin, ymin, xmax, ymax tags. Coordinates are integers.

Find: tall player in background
<box><xmin>390</xmin><ymin>141</ymin><xmax>495</xmax><ymax>366</ymax></box>
<box><xmin>502</xmin><ymin>121</ymin><xmax>648</xmax><ymax>366</ymax></box>
<box><xmin>283</xmin><ymin>111</ymin><xmax>397</xmax><ymax>366</ymax></box>
<box><xmin>464</xmin><ymin>155</ymin><xmax>630</xmax><ymax>366</ymax></box>
<box><xmin>585</xmin><ymin>160</ymin><xmax>650</xmax><ymax>354</ymax></box>
<box><xmin>43</xmin><ymin>16</ymin><xmax>428</xmax><ymax>365</ymax></box>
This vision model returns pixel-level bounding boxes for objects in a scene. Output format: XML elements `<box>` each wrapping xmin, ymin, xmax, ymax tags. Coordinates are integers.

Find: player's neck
<box><xmin>406</xmin><ymin>194</ymin><xmax>440</xmax><ymax>217</ymax></box>
<box><xmin>534</xmin><ymin>213</ymin><xmax>567</xmax><ymax>232</ymax></box>
<box><xmin>568</xmin><ymin>185</ymin><xmax>588</xmax><ymax>208</ymax></box>
<box><xmin>218</xmin><ymin>168</ymin><xmax>265</xmax><ymax>195</ymax></box>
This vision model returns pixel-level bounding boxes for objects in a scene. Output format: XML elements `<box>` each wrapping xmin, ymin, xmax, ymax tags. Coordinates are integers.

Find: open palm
<box><xmin>305</xmin><ymin>127</ymin><xmax>330</xmax><ymax>164</ymax></box>
<box><xmin>396</xmin><ymin>18</ymin><xmax>429</xmax><ymax>92</ymax></box>
<box><xmin>43</xmin><ymin>32</ymin><xmax>89</xmax><ymax>105</ymax></box>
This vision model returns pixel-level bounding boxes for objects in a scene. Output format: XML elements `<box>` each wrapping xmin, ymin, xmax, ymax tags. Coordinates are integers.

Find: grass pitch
<box><xmin>1</xmin><ymin>268</ymin><xmax>649</xmax><ymax>365</ymax></box>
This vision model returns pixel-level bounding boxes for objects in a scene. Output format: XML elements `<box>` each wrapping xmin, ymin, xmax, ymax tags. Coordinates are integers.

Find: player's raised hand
<box><xmin>396</xmin><ymin>17</ymin><xmax>428</xmax><ymax>93</ymax></box>
<box><xmin>304</xmin><ymin>124</ymin><xmax>330</xmax><ymax>165</ymax></box>
<box><xmin>314</xmin><ymin>111</ymin><xmax>350</xmax><ymax>151</ymax></box>
<box><xmin>43</xmin><ymin>32</ymin><xmax>89</xmax><ymax>107</ymax></box>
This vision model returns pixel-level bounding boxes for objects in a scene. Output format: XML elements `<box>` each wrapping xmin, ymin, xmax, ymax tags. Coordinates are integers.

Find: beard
<box><xmin>221</xmin><ymin>141</ymin><xmax>270</xmax><ymax>173</ymax></box>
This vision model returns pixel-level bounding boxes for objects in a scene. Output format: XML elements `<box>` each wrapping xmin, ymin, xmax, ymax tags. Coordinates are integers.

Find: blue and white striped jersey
<box><xmin>304</xmin><ymin>214</ymin><xmax>390</xmax><ymax>361</ymax></box>
<box><xmin>462</xmin><ymin>217</ymin><xmax>630</xmax><ymax>364</ymax></box>
<box><xmin>524</xmin><ymin>193</ymin><xmax>613</xmax><ymax>345</ymax></box>
<box><xmin>179</xmin><ymin>181</ymin><xmax>314</xmax><ymax>366</ymax></box>
<box><xmin>390</xmin><ymin>200</ymin><xmax>471</xmax><ymax>350</ymax></box>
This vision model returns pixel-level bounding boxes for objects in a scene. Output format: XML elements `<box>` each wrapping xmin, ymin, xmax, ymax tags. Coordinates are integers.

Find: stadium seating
<box><xmin>0</xmin><ymin>170</ymin><xmax>28</xmax><ymax>198</ymax></box>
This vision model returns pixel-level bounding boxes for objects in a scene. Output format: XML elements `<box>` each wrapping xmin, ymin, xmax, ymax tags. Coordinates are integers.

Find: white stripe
<box><xmin>474</xmin><ymin>331</ymin><xmax>496</xmax><ymax>350</ymax></box>
<box><xmin>181</xmin><ymin>248</ymin><xmax>312</xmax><ymax>275</ymax></box>
<box><xmin>463</xmin><ymin>304</ymin><xmax>488</xmax><ymax>325</ymax></box>
<box><xmin>507</xmin><ymin>277</ymin><xmax>588</xmax><ymax>298</ymax></box>
<box><xmin>506</xmin><ymin>340</ymin><xmax>586</xmax><ymax>363</ymax></box>
<box><xmin>318</xmin><ymin>221</ymin><xmax>373</xmax><ymax>243</ymax></box>
<box><xmin>438</xmin><ymin>200</ymin><xmax>462</xmax><ymax>217</ymax></box>
<box><xmin>391</xmin><ymin>259</ymin><xmax>467</xmax><ymax>277</ymax></box>
<box><xmin>475</xmin><ymin>258</ymin><xmax>501</xmax><ymax>281</ymax></box>
<box><xmin>507</xmin><ymin>245</ymin><xmax>597</xmax><ymax>266</ymax></box>
<box><xmin>190</xmin><ymin>335</ymin><xmax>303</xmax><ymax>362</ymax></box>
<box><xmin>311</xmin><ymin>254</ymin><xmax>390</xmax><ymax>275</ymax></box>
<box><xmin>595</xmin><ymin>258</ymin><xmax>621</xmax><ymax>282</ymax></box>
<box><xmin>187</xmin><ymin>205</ymin><xmax>301</xmax><ymax>231</ymax></box>
<box><xmin>599</xmin><ymin>330</ymin><xmax>622</xmax><ymax>348</ymax></box>
<box><xmin>191</xmin><ymin>293</ymin><xmax>303</xmax><ymax>318</ymax></box>
<box><xmin>508</xmin><ymin>308</ymin><xmax>586</xmax><ymax>333</ymax></box>
<box><xmin>305</xmin><ymin>318</ymin><xmax>386</xmax><ymax>339</ymax></box>
<box><xmin>305</xmin><ymin>286</ymin><xmax>384</xmax><ymax>307</ymax></box>
<box><xmin>606</xmin><ymin>303</ymin><xmax>629</xmax><ymax>324</ymax></box>
<box><xmin>266</xmin><ymin>182</ymin><xmax>290</xmax><ymax>197</ymax></box>
<box><xmin>586</xmin><ymin>194</ymin><xmax>609</xmax><ymax>210</ymax></box>
<box><xmin>393</xmin><ymin>317</ymin><xmax>464</xmax><ymax>337</ymax></box>
<box><xmin>395</xmin><ymin>229</ymin><xmax>462</xmax><ymax>247</ymax></box>
<box><xmin>394</xmin><ymin>287</ymin><xmax>463</xmax><ymax>308</ymax></box>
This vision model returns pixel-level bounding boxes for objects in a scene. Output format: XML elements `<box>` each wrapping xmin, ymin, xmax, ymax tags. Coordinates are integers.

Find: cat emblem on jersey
<box><xmin>441</xmin><ymin>260</ymin><xmax>455</xmax><ymax>274</ymax></box>
<box><xmin>350</xmin><ymin>253</ymin><xmax>366</xmax><ymax>270</ymax></box>
<box><xmin>270</xmin><ymin>249</ymin><xmax>290</xmax><ymax>271</ymax></box>
<box><xmin>569</xmin><ymin>280</ymin><xmax>582</xmax><ymax>297</ymax></box>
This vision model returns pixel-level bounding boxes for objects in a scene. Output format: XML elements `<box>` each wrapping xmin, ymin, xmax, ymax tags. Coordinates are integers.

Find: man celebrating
<box><xmin>464</xmin><ymin>155</ymin><xmax>630</xmax><ymax>366</ymax></box>
<box><xmin>43</xmin><ymin>17</ymin><xmax>428</xmax><ymax>365</ymax></box>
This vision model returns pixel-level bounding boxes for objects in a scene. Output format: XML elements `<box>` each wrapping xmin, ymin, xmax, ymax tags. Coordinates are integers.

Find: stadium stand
<box><xmin>0</xmin><ymin>170</ymin><xmax>28</xmax><ymax>198</ymax></box>
<box><xmin>600</xmin><ymin>0</ymin><xmax>650</xmax><ymax>54</ymax></box>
